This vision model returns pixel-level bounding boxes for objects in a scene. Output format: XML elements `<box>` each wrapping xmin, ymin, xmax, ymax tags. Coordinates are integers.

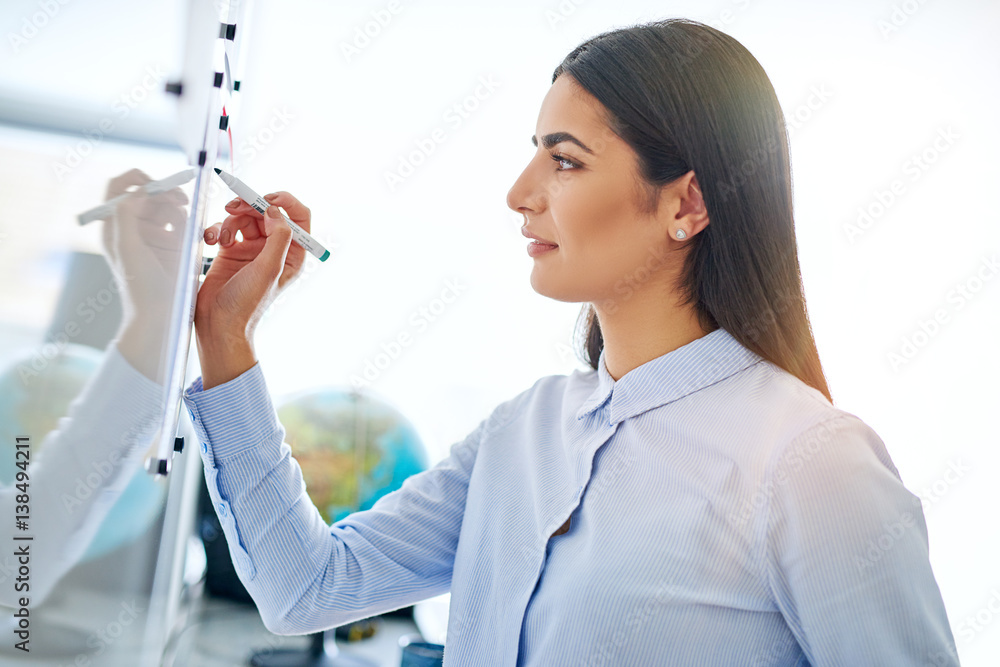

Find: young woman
<box><xmin>185</xmin><ymin>18</ymin><xmax>958</xmax><ymax>666</ymax></box>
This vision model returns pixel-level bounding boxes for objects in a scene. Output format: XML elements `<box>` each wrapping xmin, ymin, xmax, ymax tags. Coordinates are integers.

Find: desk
<box><xmin>170</xmin><ymin>596</ymin><xmax>422</xmax><ymax>667</ymax></box>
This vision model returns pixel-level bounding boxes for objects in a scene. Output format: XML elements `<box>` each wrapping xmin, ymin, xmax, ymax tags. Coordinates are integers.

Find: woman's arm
<box><xmin>0</xmin><ymin>341</ymin><xmax>162</xmax><ymax>608</ymax></box>
<box><xmin>764</xmin><ymin>414</ymin><xmax>959</xmax><ymax>666</ymax></box>
<box><xmin>187</xmin><ymin>188</ymin><xmax>492</xmax><ymax>633</ymax></box>
<box><xmin>183</xmin><ymin>363</ymin><xmax>487</xmax><ymax>634</ymax></box>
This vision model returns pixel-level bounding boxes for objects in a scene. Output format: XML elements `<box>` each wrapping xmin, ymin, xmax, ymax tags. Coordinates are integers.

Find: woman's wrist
<box><xmin>196</xmin><ymin>329</ymin><xmax>258</xmax><ymax>391</ymax></box>
<box><xmin>115</xmin><ymin>316</ymin><xmax>171</xmax><ymax>384</ymax></box>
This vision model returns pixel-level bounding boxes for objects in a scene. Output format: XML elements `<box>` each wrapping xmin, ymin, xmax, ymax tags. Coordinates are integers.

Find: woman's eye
<box><xmin>550</xmin><ymin>153</ymin><xmax>578</xmax><ymax>171</ymax></box>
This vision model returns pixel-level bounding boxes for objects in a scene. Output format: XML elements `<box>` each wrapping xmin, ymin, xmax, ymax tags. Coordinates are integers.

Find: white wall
<box><xmin>238</xmin><ymin>4</ymin><xmax>1000</xmax><ymax>664</ymax></box>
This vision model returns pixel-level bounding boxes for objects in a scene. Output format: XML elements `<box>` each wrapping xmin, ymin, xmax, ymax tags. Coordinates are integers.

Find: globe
<box><xmin>0</xmin><ymin>342</ymin><xmax>166</xmax><ymax>562</ymax></box>
<box><xmin>276</xmin><ymin>388</ymin><xmax>430</xmax><ymax>524</ymax></box>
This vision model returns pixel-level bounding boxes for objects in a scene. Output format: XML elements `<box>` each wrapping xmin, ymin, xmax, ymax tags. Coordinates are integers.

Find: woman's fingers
<box><xmin>155</xmin><ymin>187</ymin><xmax>189</xmax><ymax>207</ymax></box>
<box><xmin>224</xmin><ymin>212</ymin><xmax>265</xmax><ymax>243</ymax></box>
<box><xmin>204</xmin><ymin>222</ymin><xmax>221</xmax><ymax>244</ymax></box>
<box><xmin>203</xmin><ymin>212</ymin><xmax>266</xmax><ymax>248</ymax></box>
<box><xmin>207</xmin><ymin>193</ymin><xmax>310</xmax><ymax>273</ymax></box>
<box><xmin>255</xmin><ymin>206</ymin><xmax>294</xmax><ymax>281</ymax></box>
<box><xmin>224</xmin><ymin>197</ymin><xmax>255</xmax><ymax>214</ymax></box>
<box><xmin>263</xmin><ymin>191</ymin><xmax>310</xmax><ymax>232</ymax></box>
<box><xmin>106</xmin><ymin>169</ymin><xmax>151</xmax><ymax>200</ymax></box>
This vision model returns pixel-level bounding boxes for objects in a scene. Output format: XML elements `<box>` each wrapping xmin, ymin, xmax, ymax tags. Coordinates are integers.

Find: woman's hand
<box><xmin>101</xmin><ymin>168</ymin><xmax>189</xmax><ymax>383</ymax></box>
<box><xmin>102</xmin><ymin>169</ymin><xmax>189</xmax><ymax>324</ymax></box>
<box><xmin>194</xmin><ymin>191</ymin><xmax>311</xmax><ymax>389</ymax></box>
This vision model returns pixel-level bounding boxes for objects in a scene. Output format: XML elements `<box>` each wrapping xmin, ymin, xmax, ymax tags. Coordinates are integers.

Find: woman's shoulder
<box><xmin>729</xmin><ymin>358</ymin><xmax>860</xmax><ymax>427</ymax></box>
<box><xmin>733</xmin><ymin>360</ymin><xmax>897</xmax><ymax>478</ymax></box>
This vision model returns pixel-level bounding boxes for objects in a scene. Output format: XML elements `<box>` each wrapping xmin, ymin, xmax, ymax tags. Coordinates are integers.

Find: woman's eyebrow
<box><xmin>531</xmin><ymin>131</ymin><xmax>594</xmax><ymax>154</ymax></box>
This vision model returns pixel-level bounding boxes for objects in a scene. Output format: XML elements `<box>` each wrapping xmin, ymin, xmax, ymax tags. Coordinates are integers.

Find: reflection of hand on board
<box><xmin>94</xmin><ymin>168</ymin><xmax>193</xmax><ymax>384</ymax></box>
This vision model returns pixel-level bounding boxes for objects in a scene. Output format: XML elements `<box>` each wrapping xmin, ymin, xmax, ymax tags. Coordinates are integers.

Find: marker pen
<box><xmin>78</xmin><ymin>168</ymin><xmax>196</xmax><ymax>225</ymax></box>
<box><xmin>214</xmin><ymin>168</ymin><xmax>330</xmax><ymax>262</ymax></box>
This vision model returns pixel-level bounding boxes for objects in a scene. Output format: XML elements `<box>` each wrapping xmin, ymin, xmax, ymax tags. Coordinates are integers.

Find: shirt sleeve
<box><xmin>0</xmin><ymin>343</ymin><xmax>163</xmax><ymax>608</ymax></box>
<box><xmin>764</xmin><ymin>414</ymin><xmax>960</xmax><ymax>666</ymax></box>
<box><xmin>182</xmin><ymin>363</ymin><xmax>487</xmax><ymax>635</ymax></box>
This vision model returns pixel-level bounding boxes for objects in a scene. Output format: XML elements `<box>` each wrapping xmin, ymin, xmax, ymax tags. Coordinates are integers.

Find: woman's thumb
<box><xmin>256</xmin><ymin>206</ymin><xmax>293</xmax><ymax>282</ymax></box>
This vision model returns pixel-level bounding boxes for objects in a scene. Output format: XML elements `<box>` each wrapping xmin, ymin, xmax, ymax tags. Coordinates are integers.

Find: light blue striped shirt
<box><xmin>182</xmin><ymin>327</ymin><xmax>958</xmax><ymax>666</ymax></box>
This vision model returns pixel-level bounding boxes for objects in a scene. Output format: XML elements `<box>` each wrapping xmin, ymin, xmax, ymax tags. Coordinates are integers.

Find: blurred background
<box><xmin>1</xmin><ymin>0</ymin><xmax>998</xmax><ymax>665</ymax></box>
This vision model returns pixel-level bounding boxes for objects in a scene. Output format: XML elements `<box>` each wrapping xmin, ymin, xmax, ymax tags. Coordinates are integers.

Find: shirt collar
<box><xmin>575</xmin><ymin>327</ymin><xmax>764</xmax><ymax>425</ymax></box>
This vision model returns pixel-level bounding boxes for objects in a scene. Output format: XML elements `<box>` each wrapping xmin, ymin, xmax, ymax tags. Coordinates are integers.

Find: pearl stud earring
<box><xmin>675</xmin><ymin>229</ymin><xmax>687</xmax><ymax>240</ymax></box>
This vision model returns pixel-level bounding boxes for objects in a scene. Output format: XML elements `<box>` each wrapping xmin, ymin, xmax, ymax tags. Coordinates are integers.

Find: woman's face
<box><xmin>506</xmin><ymin>74</ymin><xmax>679</xmax><ymax>307</ymax></box>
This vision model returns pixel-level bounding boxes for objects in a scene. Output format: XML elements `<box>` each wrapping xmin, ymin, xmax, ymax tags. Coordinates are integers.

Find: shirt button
<box><xmin>218</xmin><ymin>502</ymin><xmax>228</xmax><ymax>517</ymax></box>
<box><xmin>201</xmin><ymin>442</ymin><xmax>208</xmax><ymax>453</ymax></box>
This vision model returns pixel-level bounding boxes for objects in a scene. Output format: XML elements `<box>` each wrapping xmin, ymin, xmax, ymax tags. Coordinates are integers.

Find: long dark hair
<box><xmin>555</xmin><ymin>18</ymin><xmax>832</xmax><ymax>403</ymax></box>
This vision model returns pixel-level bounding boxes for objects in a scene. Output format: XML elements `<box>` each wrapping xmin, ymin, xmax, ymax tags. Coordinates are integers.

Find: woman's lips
<box><xmin>527</xmin><ymin>241</ymin><xmax>558</xmax><ymax>257</ymax></box>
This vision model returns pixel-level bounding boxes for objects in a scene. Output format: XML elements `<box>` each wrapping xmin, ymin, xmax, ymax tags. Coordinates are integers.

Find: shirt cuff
<box><xmin>182</xmin><ymin>361</ymin><xmax>280</xmax><ymax>463</ymax></box>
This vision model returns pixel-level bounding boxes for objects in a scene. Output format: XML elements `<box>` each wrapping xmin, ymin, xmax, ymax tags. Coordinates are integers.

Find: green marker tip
<box><xmin>319</xmin><ymin>250</ymin><xmax>330</xmax><ymax>262</ymax></box>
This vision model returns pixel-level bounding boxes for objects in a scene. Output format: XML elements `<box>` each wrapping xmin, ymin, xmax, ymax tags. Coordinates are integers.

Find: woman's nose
<box><xmin>506</xmin><ymin>163</ymin><xmax>540</xmax><ymax>214</ymax></box>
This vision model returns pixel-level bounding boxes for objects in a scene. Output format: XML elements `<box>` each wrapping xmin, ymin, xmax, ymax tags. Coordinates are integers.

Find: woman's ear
<box><xmin>664</xmin><ymin>170</ymin><xmax>709</xmax><ymax>241</ymax></box>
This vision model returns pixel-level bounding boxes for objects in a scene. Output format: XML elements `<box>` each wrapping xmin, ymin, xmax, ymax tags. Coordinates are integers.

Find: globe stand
<box><xmin>248</xmin><ymin>630</ymin><xmax>377</xmax><ymax>667</ymax></box>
